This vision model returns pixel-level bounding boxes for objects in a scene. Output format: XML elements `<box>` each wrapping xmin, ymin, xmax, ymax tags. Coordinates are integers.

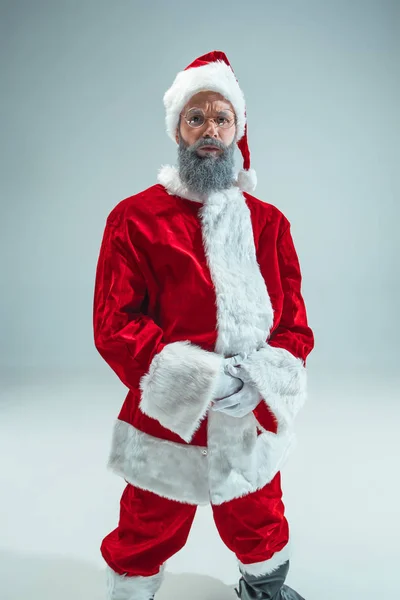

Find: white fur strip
<box><xmin>106</xmin><ymin>564</ymin><xmax>165</xmax><ymax>600</ymax></box>
<box><xmin>199</xmin><ymin>186</ymin><xmax>274</xmax><ymax>357</ymax></box>
<box><xmin>236</xmin><ymin>344</ymin><xmax>307</xmax><ymax>433</ymax></box>
<box><xmin>238</xmin><ymin>543</ymin><xmax>291</xmax><ymax>577</ymax></box>
<box><xmin>107</xmin><ymin>419</ymin><xmax>210</xmax><ymax>505</ymax></box>
<box><xmin>107</xmin><ymin>418</ymin><xmax>295</xmax><ymax>507</ymax></box>
<box><xmin>139</xmin><ymin>340</ymin><xmax>222</xmax><ymax>443</ymax></box>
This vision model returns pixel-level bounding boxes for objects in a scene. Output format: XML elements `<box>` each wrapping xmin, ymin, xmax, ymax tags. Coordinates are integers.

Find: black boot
<box><xmin>235</xmin><ymin>561</ymin><xmax>305</xmax><ymax>600</ymax></box>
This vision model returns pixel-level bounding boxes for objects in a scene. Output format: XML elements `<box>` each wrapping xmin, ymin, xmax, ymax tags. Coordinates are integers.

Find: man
<box><xmin>93</xmin><ymin>50</ymin><xmax>314</xmax><ymax>600</ymax></box>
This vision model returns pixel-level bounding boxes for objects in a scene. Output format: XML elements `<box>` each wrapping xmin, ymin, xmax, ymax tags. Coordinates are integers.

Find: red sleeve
<box><xmin>93</xmin><ymin>213</ymin><xmax>222</xmax><ymax>444</ymax></box>
<box><xmin>93</xmin><ymin>217</ymin><xmax>166</xmax><ymax>391</ymax></box>
<box><xmin>267</xmin><ymin>222</ymin><xmax>314</xmax><ymax>365</ymax></box>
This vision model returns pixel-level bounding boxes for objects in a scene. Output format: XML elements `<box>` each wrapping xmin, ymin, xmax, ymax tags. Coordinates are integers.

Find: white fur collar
<box><xmin>157</xmin><ymin>164</ymin><xmax>242</xmax><ymax>204</ymax></box>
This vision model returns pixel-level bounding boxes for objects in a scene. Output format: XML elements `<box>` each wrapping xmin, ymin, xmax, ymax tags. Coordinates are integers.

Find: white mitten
<box><xmin>213</xmin><ymin>356</ymin><xmax>244</xmax><ymax>400</ymax></box>
<box><xmin>211</xmin><ymin>382</ymin><xmax>262</xmax><ymax>418</ymax></box>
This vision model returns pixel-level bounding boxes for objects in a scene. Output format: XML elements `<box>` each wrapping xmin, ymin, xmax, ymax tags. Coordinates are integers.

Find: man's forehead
<box><xmin>183</xmin><ymin>90</ymin><xmax>234</xmax><ymax>112</ymax></box>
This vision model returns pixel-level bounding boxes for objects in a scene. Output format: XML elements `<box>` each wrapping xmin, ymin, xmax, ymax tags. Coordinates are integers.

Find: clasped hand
<box><xmin>211</xmin><ymin>354</ymin><xmax>261</xmax><ymax>418</ymax></box>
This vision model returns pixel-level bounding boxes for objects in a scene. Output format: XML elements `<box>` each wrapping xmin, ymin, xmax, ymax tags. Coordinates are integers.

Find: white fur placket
<box><xmin>199</xmin><ymin>185</ymin><xmax>274</xmax><ymax>357</ymax></box>
<box><xmin>198</xmin><ymin>184</ymin><xmax>294</xmax><ymax>505</ymax></box>
<box><xmin>157</xmin><ymin>166</ymin><xmax>296</xmax><ymax>505</ymax></box>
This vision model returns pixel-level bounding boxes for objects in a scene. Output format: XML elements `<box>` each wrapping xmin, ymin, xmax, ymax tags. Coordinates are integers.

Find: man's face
<box><xmin>175</xmin><ymin>91</ymin><xmax>237</xmax><ymax>196</ymax></box>
<box><xmin>175</xmin><ymin>91</ymin><xmax>237</xmax><ymax>154</ymax></box>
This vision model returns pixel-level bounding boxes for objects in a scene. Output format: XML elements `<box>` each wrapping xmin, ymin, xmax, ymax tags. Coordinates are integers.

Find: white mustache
<box><xmin>193</xmin><ymin>139</ymin><xmax>226</xmax><ymax>151</ymax></box>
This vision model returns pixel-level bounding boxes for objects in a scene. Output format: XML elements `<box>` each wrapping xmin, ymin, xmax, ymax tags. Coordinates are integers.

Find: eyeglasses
<box><xmin>181</xmin><ymin>107</ymin><xmax>236</xmax><ymax>129</ymax></box>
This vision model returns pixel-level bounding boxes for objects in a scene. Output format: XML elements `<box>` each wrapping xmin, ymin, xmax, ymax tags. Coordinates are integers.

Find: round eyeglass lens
<box><xmin>184</xmin><ymin>108</ymin><xmax>235</xmax><ymax>129</ymax></box>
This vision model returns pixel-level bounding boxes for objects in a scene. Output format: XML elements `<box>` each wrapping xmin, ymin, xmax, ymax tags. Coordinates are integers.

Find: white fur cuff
<box><xmin>139</xmin><ymin>341</ymin><xmax>222</xmax><ymax>443</ymax></box>
<box><xmin>106</xmin><ymin>564</ymin><xmax>165</xmax><ymax>600</ymax></box>
<box><xmin>238</xmin><ymin>543</ymin><xmax>291</xmax><ymax>577</ymax></box>
<box><xmin>236</xmin><ymin>344</ymin><xmax>307</xmax><ymax>433</ymax></box>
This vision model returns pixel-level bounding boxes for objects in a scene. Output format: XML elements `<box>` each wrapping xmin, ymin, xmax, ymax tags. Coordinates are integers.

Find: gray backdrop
<box><xmin>1</xmin><ymin>0</ymin><xmax>399</xmax><ymax>377</ymax></box>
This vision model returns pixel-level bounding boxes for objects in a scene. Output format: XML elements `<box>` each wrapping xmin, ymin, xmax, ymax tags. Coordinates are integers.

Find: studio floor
<box><xmin>1</xmin><ymin>367</ymin><xmax>398</xmax><ymax>599</ymax></box>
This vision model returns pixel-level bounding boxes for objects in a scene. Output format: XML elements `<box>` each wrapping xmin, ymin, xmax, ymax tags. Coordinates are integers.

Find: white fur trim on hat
<box><xmin>163</xmin><ymin>60</ymin><xmax>246</xmax><ymax>142</ymax></box>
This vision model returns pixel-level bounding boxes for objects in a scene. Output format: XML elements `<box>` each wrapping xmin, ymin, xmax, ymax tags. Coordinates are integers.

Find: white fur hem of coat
<box><xmin>107</xmin><ymin>418</ymin><xmax>296</xmax><ymax>506</ymax></box>
<box><xmin>139</xmin><ymin>340</ymin><xmax>222</xmax><ymax>443</ymax></box>
<box><xmin>238</xmin><ymin>543</ymin><xmax>291</xmax><ymax>577</ymax></box>
<box><xmin>106</xmin><ymin>564</ymin><xmax>165</xmax><ymax>600</ymax></box>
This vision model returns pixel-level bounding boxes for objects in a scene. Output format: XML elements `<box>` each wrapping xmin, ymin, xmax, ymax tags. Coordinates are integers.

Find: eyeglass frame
<box><xmin>180</xmin><ymin>107</ymin><xmax>237</xmax><ymax>130</ymax></box>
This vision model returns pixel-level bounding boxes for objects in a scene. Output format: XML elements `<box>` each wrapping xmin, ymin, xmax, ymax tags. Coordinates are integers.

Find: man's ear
<box><xmin>175</xmin><ymin>117</ymin><xmax>181</xmax><ymax>144</ymax></box>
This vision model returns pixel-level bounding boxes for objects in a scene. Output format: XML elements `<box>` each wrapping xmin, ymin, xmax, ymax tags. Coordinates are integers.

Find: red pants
<box><xmin>101</xmin><ymin>472</ymin><xmax>289</xmax><ymax>577</ymax></box>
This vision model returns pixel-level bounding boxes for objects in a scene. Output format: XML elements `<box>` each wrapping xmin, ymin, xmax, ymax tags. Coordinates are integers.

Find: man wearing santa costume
<box><xmin>93</xmin><ymin>50</ymin><xmax>315</xmax><ymax>600</ymax></box>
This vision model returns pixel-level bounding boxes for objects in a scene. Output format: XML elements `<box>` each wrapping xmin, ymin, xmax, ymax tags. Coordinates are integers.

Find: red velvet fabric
<box><xmin>184</xmin><ymin>50</ymin><xmax>231</xmax><ymax>71</ymax></box>
<box><xmin>101</xmin><ymin>472</ymin><xmax>288</xmax><ymax>577</ymax></box>
<box><xmin>93</xmin><ymin>183</ymin><xmax>314</xmax><ymax>445</ymax></box>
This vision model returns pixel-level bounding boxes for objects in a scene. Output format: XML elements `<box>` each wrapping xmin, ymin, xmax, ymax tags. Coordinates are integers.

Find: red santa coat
<box><xmin>93</xmin><ymin>165</ymin><xmax>314</xmax><ymax>506</ymax></box>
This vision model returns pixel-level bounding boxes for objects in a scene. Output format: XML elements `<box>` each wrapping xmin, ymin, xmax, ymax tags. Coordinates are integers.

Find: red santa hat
<box><xmin>163</xmin><ymin>50</ymin><xmax>257</xmax><ymax>194</ymax></box>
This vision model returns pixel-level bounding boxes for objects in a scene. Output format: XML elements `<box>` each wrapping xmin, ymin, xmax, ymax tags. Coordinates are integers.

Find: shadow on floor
<box><xmin>0</xmin><ymin>550</ymin><xmax>237</xmax><ymax>600</ymax></box>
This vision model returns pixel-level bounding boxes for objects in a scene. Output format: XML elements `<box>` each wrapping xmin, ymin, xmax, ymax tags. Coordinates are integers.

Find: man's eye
<box><xmin>188</xmin><ymin>115</ymin><xmax>204</xmax><ymax>126</ymax></box>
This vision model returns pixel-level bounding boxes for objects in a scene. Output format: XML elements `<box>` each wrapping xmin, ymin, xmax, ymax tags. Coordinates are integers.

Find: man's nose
<box><xmin>203</xmin><ymin>118</ymin><xmax>219</xmax><ymax>137</ymax></box>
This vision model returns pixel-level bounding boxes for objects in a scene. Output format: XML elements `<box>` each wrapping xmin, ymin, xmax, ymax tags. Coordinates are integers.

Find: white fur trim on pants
<box><xmin>238</xmin><ymin>543</ymin><xmax>291</xmax><ymax>577</ymax></box>
<box><xmin>106</xmin><ymin>564</ymin><xmax>165</xmax><ymax>600</ymax></box>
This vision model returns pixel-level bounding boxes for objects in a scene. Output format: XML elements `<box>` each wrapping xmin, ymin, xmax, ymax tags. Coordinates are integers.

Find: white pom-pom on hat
<box><xmin>237</xmin><ymin>168</ymin><xmax>257</xmax><ymax>194</ymax></box>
